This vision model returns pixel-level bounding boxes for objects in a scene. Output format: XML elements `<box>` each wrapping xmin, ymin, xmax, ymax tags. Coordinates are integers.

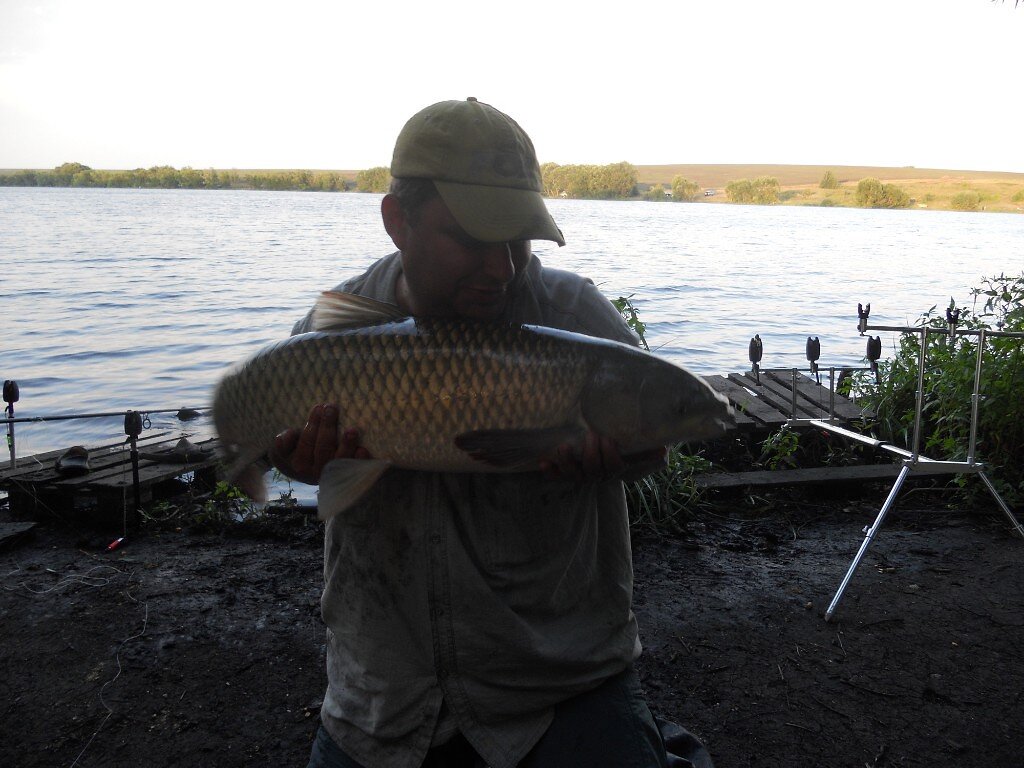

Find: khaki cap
<box><xmin>390</xmin><ymin>97</ymin><xmax>565</xmax><ymax>246</ymax></box>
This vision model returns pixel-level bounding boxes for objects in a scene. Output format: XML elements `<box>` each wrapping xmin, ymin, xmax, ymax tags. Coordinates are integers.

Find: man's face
<box><xmin>385</xmin><ymin>195</ymin><xmax>531</xmax><ymax>321</ymax></box>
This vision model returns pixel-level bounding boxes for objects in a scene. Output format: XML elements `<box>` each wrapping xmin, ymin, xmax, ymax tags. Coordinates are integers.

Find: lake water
<box><xmin>2</xmin><ymin>186</ymin><xmax>1022</xmax><ymax>461</ymax></box>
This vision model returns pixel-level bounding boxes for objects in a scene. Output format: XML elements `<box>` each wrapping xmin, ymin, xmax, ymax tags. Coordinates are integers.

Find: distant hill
<box><xmin>630</xmin><ymin>164</ymin><xmax>1024</xmax><ymax>213</ymax></box>
<box><xmin>632</xmin><ymin>163</ymin><xmax>1024</xmax><ymax>188</ymax></box>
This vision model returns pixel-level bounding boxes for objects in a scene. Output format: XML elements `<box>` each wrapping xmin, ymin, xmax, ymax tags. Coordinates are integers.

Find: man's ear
<box><xmin>381</xmin><ymin>194</ymin><xmax>408</xmax><ymax>250</ymax></box>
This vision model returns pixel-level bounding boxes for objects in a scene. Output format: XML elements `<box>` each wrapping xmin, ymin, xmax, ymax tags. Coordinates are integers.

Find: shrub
<box><xmin>950</xmin><ymin>191</ymin><xmax>983</xmax><ymax>212</ymax></box>
<box><xmin>540</xmin><ymin>162</ymin><xmax>637</xmax><ymax>199</ymax></box>
<box><xmin>820</xmin><ymin>170</ymin><xmax>839</xmax><ymax>189</ymax></box>
<box><xmin>726</xmin><ymin>176</ymin><xmax>780</xmax><ymax>204</ymax></box>
<box><xmin>671</xmin><ymin>176</ymin><xmax>701</xmax><ymax>201</ymax></box>
<box><xmin>643</xmin><ymin>183</ymin><xmax>669</xmax><ymax>201</ymax></box>
<box><xmin>854</xmin><ymin>274</ymin><xmax>1024</xmax><ymax>504</ymax></box>
<box><xmin>355</xmin><ymin>166</ymin><xmax>391</xmax><ymax>193</ymax></box>
<box><xmin>1012</xmin><ymin>189</ymin><xmax>1024</xmax><ymax>203</ymax></box>
<box><xmin>856</xmin><ymin>178</ymin><xmax>910</xmax><ymax>208</ymax></box>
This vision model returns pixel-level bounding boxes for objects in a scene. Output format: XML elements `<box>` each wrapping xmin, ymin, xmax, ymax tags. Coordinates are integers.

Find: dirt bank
<box><xmin>1</xmin><ymin>486</ymin><xmax>1021</xmax><ymax>767</ymax></box>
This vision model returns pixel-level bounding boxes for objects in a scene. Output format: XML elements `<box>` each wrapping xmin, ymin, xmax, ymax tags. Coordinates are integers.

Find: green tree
<box><xmin>726</xmin><ymin>176</ymin><xmax>779</xmax><ymax>204</ymax></box>
<box><xmin>356</xmin><ymin>166</ymin><xmax>391</xmax><ymax>193</ymax></box>
<box><xmin>179</xmin><ymin>167</ymin><xmax>204</xmax><ymax>188</ymax></box>
<box><xmin>951</xmin><ymin>191</ymin><xmax>983</xmax><ymax>211</ymax></box>
<box><xmin>671</xmin><ymin>176</ymin><xmax>701</xmax><ymax>201</ymax></box>
<box><xmin>643</xmin><ymin>183</ymin><xmax>668</xmax><ymax>201</ymax></box>
<box><xmin>725</xmin><ymin>178</ymin><xmax>753</xmax><ymax>203</ymax></box>
<box><xmin>856</xmin><ymin>178</ymin><xmax>910</xmax><ymax>208</ymax></box>
<box><xmin>540</xmin><ymin>162</ymin><xmax>636</xmax><ymax>200</ymax></box>
<box><xmin>820</xmin><ymin>170</ymin><xmax>839</xmax><ymax>189</ymax></box>
<box><xmin>751</xmin><ymin>176</ymin><xmax>780</xmax><ymax>204</ymax></box>
<box><xmin>540</xmin><ymin>162</ymin><xmax>562</xmax><ymax>197</ymax></box>
<box><xmin>52</xmin><ymin>162</ymin><xmax>91</xmax><ymax>185</ymax></box>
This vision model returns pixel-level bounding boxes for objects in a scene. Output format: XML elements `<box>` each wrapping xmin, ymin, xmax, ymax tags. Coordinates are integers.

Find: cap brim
<box><xmin>434</xmin><ymin>181</ymin><xmax>565</xmax><ymax>246</ymax></box>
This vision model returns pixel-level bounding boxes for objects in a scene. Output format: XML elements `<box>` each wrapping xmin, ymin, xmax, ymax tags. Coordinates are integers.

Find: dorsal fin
<box><xmin>312</xmin><ymin>291</ymin><xmax>406</xmax><ymax>331</ymax></box>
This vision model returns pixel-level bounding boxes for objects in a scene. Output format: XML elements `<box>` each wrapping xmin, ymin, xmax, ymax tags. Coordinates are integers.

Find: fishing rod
<box><xmin>1</xmin><ymin>406</ymin><xmax>207</xmax><ymax>426</ymax></box>
<box><xmin>0</xmin><ymin>382</ymin><xmax>206</xmax><ymax>469</ymax></box>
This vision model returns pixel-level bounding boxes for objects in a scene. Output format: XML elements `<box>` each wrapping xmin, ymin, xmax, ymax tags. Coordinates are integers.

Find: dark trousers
<box><xmin>306</xmin><ymin>667</ymin><xmax>712</xmax><ymax>768</ymax></box>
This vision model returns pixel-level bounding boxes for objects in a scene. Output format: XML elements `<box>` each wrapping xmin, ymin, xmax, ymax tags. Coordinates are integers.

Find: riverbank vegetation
<box><xmin>615</xmin><ymin>274</ymin><xmax>1024</xmax><ymax>532</ymax></box>
<box><xmin>2</xmin><ymin>161</ymin><xmax>1022</xmax><ymax>213</ymax></box>
<box><xmin>850</xmin><ymin>273</ymin><xmax>1024</xmax><ymax>505</ymax></box>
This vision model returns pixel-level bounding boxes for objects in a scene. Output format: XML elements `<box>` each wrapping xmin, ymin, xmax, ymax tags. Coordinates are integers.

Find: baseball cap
<box><xmin>390</xmin><ymin>97</ymin><xmax>565</xmax><ymax>246</ymax></box>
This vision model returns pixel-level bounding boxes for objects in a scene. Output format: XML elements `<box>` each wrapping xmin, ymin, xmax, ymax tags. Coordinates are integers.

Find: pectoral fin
<box><xmin>454</xmin><ymin>427</ymin><xmax>586</xmax><ymax>469</ymax></box>
<box><xmin>317</xmin><ymin>458</ymin><xmax>392</xmax><ymax>521</ymax></box>
<box><xmin>226</xmin><ymin>449</ymin><xmax>270</xmax><ymax>502</ymax></box>
<box><xmin>312</xmin><ymin>291</ymin><xmax>406</xmax><ymax>331</ymax></box>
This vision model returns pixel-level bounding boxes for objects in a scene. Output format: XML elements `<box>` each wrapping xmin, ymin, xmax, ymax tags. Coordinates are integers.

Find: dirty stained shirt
<box><xmin>293</xmin><ymin>252</ymin><xmax>643</xmax><ymax>768</ymax></box>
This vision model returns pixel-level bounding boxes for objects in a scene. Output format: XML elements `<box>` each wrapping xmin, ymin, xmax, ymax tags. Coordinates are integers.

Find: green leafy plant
<box><xmin>611</xmin><ymin>295</ymin><xmax>717</xmax><ymax>532</ymax></box>
<box><xmin>855</xmin><ymin>178</ymin><xmax>910</xmax><ymax>208</ymax></box>
<box><xmin>191</xmin><ymin>481</ymin><xmax>261</xmax><ymax>530</ymax></box>
<box><xmin>853</xmin><ymin>274</ymin><xmax>1024</xmax><ymax>503</ymax></box>
<box><xmin>626</xmin><ymin>449</ymin><xmax>713</xmax><ymax>533</ymax></box>
<box><xmin>819</xmin><ymin>170</ymin><xmax>839</xmax><ymax>189</ymax></box>
<box><xmin>612</xmin><ymin>295</ymin><xmax>650</xmax><ymax>350</ymax></box>
<box><xmin>758</xmin><ymin>427</ymin><xmax>800</xmax><ymax>470</ymax></box>
<box><xmin>950</xmin><ymin>190</ymin><xmax>983</xmax><ymax>212</ymax></box>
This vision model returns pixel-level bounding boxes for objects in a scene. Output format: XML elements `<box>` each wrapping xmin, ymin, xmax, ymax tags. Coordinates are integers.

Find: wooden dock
<box><xmin>0</xmin><ymin>432</ymin><xmax>220</xmax><ymax>519</ymax></box>
<box><xmin>701</xmin><ymin>368</ymin><xmax>868</xmax><ymax>431</ymax></box>
<box><xmin>0</xmin><ymin>368</ymin><xmax>879</xmax><ymax>515</ymax></box>
<box><xmin>695</xmin><ymin>368</ymin><xmax>909</xmax><ymax>490</ymax></box>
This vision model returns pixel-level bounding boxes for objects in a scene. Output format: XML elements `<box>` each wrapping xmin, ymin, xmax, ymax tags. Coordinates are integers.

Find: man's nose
<box><xmin>480</xmin><ymin>241</ymin><xmax>515</xmax><ymax>283</ymax></box>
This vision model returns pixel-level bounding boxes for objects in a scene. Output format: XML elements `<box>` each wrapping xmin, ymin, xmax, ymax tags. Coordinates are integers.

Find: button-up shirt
<box><xmin>293</xmin><ymin>252</ymin><xmax>642</xmax><ymax>768</ymax></box>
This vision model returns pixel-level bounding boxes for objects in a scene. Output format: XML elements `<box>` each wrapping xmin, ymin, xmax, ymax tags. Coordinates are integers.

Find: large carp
<box><xmin>213</xmin><ymin>292</ymin><xmax>734</xmax><ymax>520</ymax></box>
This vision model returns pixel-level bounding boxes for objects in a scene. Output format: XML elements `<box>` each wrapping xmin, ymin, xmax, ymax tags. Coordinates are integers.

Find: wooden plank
<box><xmin>1</xmin><ymin>437</ymin><xmax>219</xmax><ymax>506</ymax></box>
<box><xmin>699</xmin><ymin>376</ymin><xmax>756</xmax><ymax>427</ymax></box>
<box><xmin>0</xmin><ymin>431</ymin><xmax>174</xmax><ymax>484</ymax></box>
<box><xmin>695</xmin><ymin>463</ymin><xmax>906</xmax><ymax>490</ymax></box>
<box><xmin>58</xmin><ymin>439</ymin><xmax>220</xmax><ymax>490</ymax></box>
<box><xmin>702</xmin><ymin>375</ymin><xmax>788</xmax><ymax>428</ymax></box>
<box><xmin>89</xmin><ymin>453</ymin><xmax>220</xmax><ymax>490</ymax></box>
<box><xmin>733</xmin><ymin>372</ymin><xmax>823</xmax><ymax>420</ymax></box>
<box><xmin>762</xmin><ymin>370</ymin><xmax>866</xmax><ymax>421</ymax></box>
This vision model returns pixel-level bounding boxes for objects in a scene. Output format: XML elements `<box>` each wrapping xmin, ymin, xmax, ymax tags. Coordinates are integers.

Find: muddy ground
<box><xmin>1</xmin><ymin>482</ymin><xmax>1022</xmax><ymax>768</ymax></box>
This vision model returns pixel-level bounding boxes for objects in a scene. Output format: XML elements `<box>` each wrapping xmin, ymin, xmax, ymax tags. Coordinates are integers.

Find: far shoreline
<box><xmin>2</xmin><ymin>162</ymin><xmax>1022</xmax><ymax>214</ymax></box>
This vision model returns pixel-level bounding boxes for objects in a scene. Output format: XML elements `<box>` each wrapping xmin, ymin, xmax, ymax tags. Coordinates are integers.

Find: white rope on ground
<box><xmin>68</xmin><ymin>599</ymin><xmax>150</xmax><ymax>768</ymax></box>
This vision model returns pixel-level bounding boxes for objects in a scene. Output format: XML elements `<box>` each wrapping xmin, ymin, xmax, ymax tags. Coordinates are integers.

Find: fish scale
<box><xmin>216</xmin><ymin>319</ymin><xmax>594</xmax><ymax>470</ymax></box>
<box><xmin>213</xmin><ymin>292</ymin><xmax>734</xmax><ymax>518</ymax></box>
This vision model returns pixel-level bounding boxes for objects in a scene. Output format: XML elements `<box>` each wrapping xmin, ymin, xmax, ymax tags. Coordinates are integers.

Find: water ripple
<box><xmin>3</xmin><ymin>186</ymin><xmax>1022</xmax><ymax>453</ymax></box>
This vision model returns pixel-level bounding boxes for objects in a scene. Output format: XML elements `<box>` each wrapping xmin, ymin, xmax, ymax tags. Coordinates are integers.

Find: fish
<box><xmin>213</xmin><ymin>291</ymin><xmax>734</xmax><ymax>520</ymax></box>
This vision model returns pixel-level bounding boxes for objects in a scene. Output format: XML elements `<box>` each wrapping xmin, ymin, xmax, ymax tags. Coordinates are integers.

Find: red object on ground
<box><xmin>106</xmin><ymin>537</ymin><xmax>125</xmax><ymax>552</ymax></box>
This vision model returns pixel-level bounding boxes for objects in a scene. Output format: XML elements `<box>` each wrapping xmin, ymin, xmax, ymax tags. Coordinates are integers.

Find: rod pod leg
<box><xmin>825</xmin><ymin>464</ymin><xmax>912</xmax><ymax>622</ymax></box>
<box><xmin>977</xmin><ymin>471</ymin><xmax>1024</xmax><ymax>539</ymax></box>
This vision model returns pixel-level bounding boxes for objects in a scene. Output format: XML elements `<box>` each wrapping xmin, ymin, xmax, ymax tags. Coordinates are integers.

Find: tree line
<box><xmin>0</xmin><ymin>163</ymin><xmax>353</xmax><ymax>192</ymax></box>
<box><xmin>1</xmin><ymin>162</ymin><xmax>921</xmax><ymax>210</ymax></box>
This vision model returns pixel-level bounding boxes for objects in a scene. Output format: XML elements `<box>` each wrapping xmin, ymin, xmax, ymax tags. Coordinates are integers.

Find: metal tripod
<box><xmin>820</xmin><ymin>307</ymin><xmax>1024</xmax><ymax>621</ymax></box>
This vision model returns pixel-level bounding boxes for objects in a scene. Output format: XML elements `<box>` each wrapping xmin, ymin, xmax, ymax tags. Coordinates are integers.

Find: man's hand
<box><xmin>269</xmin><ymin>403</ymin><xmax>370</xmax><ymax>485</ymax></box>
<box><xmin>539</xmin><ymin>431</ymin><xmax>668</xmax><ymax>484</ymax></box>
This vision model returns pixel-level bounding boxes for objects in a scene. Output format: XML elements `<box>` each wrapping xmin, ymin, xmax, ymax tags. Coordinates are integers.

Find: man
<box><xmin>274</xmin><ymin>98</ymin><xmax>709</xmax><ymax>768</ymax></box>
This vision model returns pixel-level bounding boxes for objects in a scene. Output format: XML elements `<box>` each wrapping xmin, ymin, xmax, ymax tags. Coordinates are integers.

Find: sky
<box><xmin>1</xmin><ymin>0</ymin><xmax>1023</xmax><ymax>173</ymax></box>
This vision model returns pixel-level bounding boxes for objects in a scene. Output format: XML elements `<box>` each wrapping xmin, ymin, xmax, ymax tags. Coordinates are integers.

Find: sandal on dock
<box><xmin>140</xmin><ymin>437</ymin><xmax>215</xmax><ymax>464</ymax></box>
<box><xmin>54</xmin><ymin>446</ymin><xmax>91</xmax><ymax>477</ymax></box>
